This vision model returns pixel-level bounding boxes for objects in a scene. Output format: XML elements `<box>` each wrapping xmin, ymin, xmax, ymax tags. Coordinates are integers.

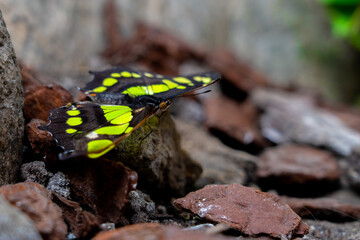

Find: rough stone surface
<box><xmin>174</xmin><ymin>183</ymin><xmax>308</xmax><ymax>239</ymax></box>
<box><xmin>20</xmin><ymin>161</ymin><xmax>53</xmax><ymax>185</ymax></box>
<box><xmin>251</xmin><ymin>88</ymin><xmax>360</xmax><ymax>156</ymax></box>
<box><xmin>20</xmin><ymin>63</ymin><xmax>42</xmax><ymax>95</ymax></box>
<box><xmin>0</xmin><ymin>9</ymin><xmax>24</xmax><ymax>186</ymax></box>
<box><xmin>47</xmin><ymin>172</ymin><xmax>71</xmax><ymax>199</ymax></box>
<box><xmin>99</xmin><ymin>223</ymin><xmax>115</xmax><ymax>232</ymax></box>
<box><xmin>125</xmin><ymin>190</ymin><xmax>156</xmax><ymax>224</ymax></box>
<box><xmin>0</xmin><ymin>182</ymin><xmax>67</xmax><ymax>240</ymax></box>
<box><xmin>205</xmin><ymin>95</ymin><xmax>267</xmax><ymax>153</ymax></box>
<box><xmin>257</xmin><ymin>144</ymin><xmax>340</xmax><ymax>195</ymax></box>
<box><xmin>23</xmin><ymin>83</ymin><xmax>73</xmax><ymax>121</ymax></box>
<box><xmin>302</xmin><ymin>220</ymin><xmax>360</xmax><ymax>240</ymax></box>
<box><xmin>26</xmin><ymin>119</ymin><xmax>59</xmax><ymax>164</ymax></box>
<box><xmin>320</xmin><ymin>102</ymin><xmax>360</xmax><ymax>134</ymax></box>
<box><xmin>52</xmin><ymin>193</ymin><xmax>99</xmax><ymax>239</ymax></box>
<box><xmin>281</xmin><ymin>196</ymin><xmax>360</xmax><ymax>222</ymax></box>
<box><xmin>326</xmin><ymin>189</ymin><xmax>360</xmax><ymax>207</ymax></box>
<box><xmin>109</xmin><ymin>112</ymin><xmax>202</xmax><ymax>196</ymax></box>
<box><xmin>61</xmin><ymin>159</ymin><xmax>138</xmax><ymax>224</ymax></box>
<box><xmin>91</xmin><ymin>222</ymin><xmax>233</xmax><ymax>240</ymax></box>
<box><xmin>341</xmin><ymin>154</ymin><xmax>360</xmax><ymax>194</ymax></box>
<box><xmin>0</xmin><ymin>195</ymin><xmax>42</xmax><ymax>240</ymax></box>
<box><xmin>175</xmin><ymin>119</ymin><xmax>258</xmax><ymax>188</ymax></box>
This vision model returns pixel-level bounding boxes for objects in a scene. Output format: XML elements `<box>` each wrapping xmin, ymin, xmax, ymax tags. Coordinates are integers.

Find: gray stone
<box><xmin>303</xmin><ymin>220</ymin><xmax>360</xmax><ymax>240</ymax></box>
<box><xmin>99</xmin><ymin>223</ymin><xmax>115</xmax><ymax>232</ymax></box>
<box><xmin>47</xmin><ymin>171</ymin><xmax>71</xmax><ymax>199</ymax></box>
<box><xmin>0</xmin><ymin>195</ymin><xmax>42</xmax><ymax>240</ymax></box>
<box><xmin>252</xmin><ymin>88</ymin><xmax>360</xmax><ymax>156</ymax></box>
<box><xmin>175</xmin><ymin>119</ymin><xmax>258</xmax><ymax>188</ymax></box>
<box><xmin>20</xmin><ymin>161</ymin><xmax>53</xmax><ymax>185</ymax></box>
<box><xmin>340</xmin><ymin>154</ymin><xmax>360</xmax><ymax>194</ymax></box>
<box><xmin>126</xmin><ymin>190</ymin><xmax>155</xmax><ymax>224</ymax></box>
<box><xmin>0</xmin><ymin>10</ymin><xmax>24</xmax><ymax>185</ymax></box>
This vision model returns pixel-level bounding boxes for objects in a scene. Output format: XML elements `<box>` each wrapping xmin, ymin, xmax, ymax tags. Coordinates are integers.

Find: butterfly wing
<box><xmin>81</xmin><ymin>66</ymin><xmax>221</xmax><ymax>103</ymax></box>
<box><xmin>39</xmin><ymin>101</ymin><xmax>155</xmax><ymax>160</ymax></box>
<box><xmin>145</xmin><ymin>72</ymin><xmax>221</xmax><ymax>99</ymax></box>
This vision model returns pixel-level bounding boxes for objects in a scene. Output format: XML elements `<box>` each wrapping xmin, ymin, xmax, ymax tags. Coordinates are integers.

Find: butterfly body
<box><xmin>40</xmin><ymin>66</ymin><xmax>220</xmax><ymax>160</ymax></box>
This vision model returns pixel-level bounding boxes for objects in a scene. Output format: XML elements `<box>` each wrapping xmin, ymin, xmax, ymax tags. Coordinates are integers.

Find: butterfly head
<box><xmin>160</xmin><ymin>99</ymin><xmax>171</xmax><ymax>111</ymax></box>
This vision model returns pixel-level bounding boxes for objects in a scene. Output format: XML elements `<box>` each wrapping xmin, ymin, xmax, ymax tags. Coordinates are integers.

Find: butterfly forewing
<box><xmin>82</xmin><ymin>66</ymin><xmax>221</xmax><ymax>103</ymax></box>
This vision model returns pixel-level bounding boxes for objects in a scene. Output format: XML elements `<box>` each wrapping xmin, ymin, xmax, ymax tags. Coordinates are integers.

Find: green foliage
<box><xmin>320</xmin><ymin>0</ymin><xmax>360</xmax><ymax>50</ymax></box>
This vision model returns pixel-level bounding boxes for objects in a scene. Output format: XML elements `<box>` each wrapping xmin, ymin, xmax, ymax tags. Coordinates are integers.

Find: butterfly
<box><xmin>40</xmin><ymin>66</ymin><xmax>221</xmax><ymax>160</ymax></box>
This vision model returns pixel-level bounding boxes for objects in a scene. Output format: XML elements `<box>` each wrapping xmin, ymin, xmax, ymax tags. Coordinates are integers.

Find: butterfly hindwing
<box><xmin>40</xmin><ymin>101</ymin><xmax>155</xmax><ymax>160</ymax></box>
<box><xmin>82</xmin><ymin>66</ymin><xmax>221</xmax><ymax>102</ymax></box>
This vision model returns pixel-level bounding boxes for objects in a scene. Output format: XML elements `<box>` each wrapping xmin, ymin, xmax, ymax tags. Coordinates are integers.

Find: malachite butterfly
<box><xmin>40</xmin><ymin>66</ymin><xmax>221</xmax><ymax>160</ymax></box>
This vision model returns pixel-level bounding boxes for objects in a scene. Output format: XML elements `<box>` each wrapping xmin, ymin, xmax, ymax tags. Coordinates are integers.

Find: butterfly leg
<box><xmin>136</xmin><ymin>120</ymin><xmax>154</xmax><ymax>153</ymax></box>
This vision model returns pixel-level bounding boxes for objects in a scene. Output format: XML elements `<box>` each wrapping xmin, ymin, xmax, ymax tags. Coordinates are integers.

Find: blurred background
<box><xmin>1</xmin><ymin>0</ymin><xmax>360</xmax><ymax>103</ymax></box>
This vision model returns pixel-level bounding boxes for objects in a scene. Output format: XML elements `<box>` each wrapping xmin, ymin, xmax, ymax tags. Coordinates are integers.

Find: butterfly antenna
<box><xmin>174</xmin><ymin>90</ymin><xmax>212</xmax><ymax>98</ymax></box>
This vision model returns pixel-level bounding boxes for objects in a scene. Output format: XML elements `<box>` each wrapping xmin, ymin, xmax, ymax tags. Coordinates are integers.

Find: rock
<box><xmin>0</xmin><ymin>9</ymin><xmax>24</xmax><ymax>186</ymax></box>
<box><xmin>175</xmin><ymin>119</ymin><xmax>258</xmax><ymax>188</ymax></box>
<box><xmin>340</xmin><ymin>154</ymin><xmax>360</xmax><ymax>194</ymax></box>
<box><xmin>99</xmin><ymin>223</ymin><xmax>115</xmax><ymax>232</ymax></box>
<box><xmin>0</xmin><ymin>182</ymin><xmax>67</xmax><ymax>240</ymax></box>
<box><xmin>251</xmin><ymin>88</ymin><xmax>360</xmax><ymax>156</ymax></box>
<box><xmin>125</xmin><ymin>190</ymin><xmax>155</xmax><ymax>224</ymax></box>
<box><xmin>0</xmin><ymin>195</ymin><xmax>42</xmax><ymax>240</ymax></box>
<box><xmin>52</xmin><ymin>193</ymin><xmax>99</xmax><ymax>239</ymax></box>
<box><xmin>174</xmin><ymin>183</ymin><xmax>308</xmax><ymax>239</ymax></box>
<box><xmin>204</xmin><ymin>95</ymin><xmax>267</xmax><ymax>153</ymax></box>
<box><xmin>302</xmin><ymin>220</ymin><xmax>360</xmax><ymax>240</ymax></box>
<box><xmin>281</xmin><ymin>196</ymin><xmax>360</xmax><ymax>222</ymax></box>
<box><xmin>183</xmin><ymin>223</ymin><xmax>216</xmax><ymax>232</ymax></box>
<box><xmin>20</xmin><ymin>63</ymin><xmax>42</xmax><ymax>95</ymax></box>
<box><xmin>23</xmin><ymin>83</ymin><xmax>73</xmax><ymax>121</ymax></box>
<box><xmin>61</xmin><ymin>158</ymin><xmax>137</xmax><ymax>224</ymax></box>
<box><xmin>319</xmin><ymin>102</ymin><xmax>360</xmax><ymax>134</ymax></box>
<box><xmin>206</xmin><ymin>49</ymin><xmax>267</xmax><ymax>98</ymax></box>
<box><xmin>91</xmin><ymin>222</ymin><xmax>233</xmax><ymax>240</ymax></box>
<box><xmin>257</xmin><ymin>144</ymin><xmax>340</xmax><ymax>196</ymax></box>
<box><xmin>20</xmin><ymin>62</ymin><xmax>54</xmax><ymax>95</ymax></box>
<box><xmin>47</xmin><ymin>172</ymin><xmax>71</xmax><ymax>199</ymax></box>
<box><xmin>20</xmin><ymin>161</ymin><xmax>53</xmax><ymax>185</ymax></box>
<box><xmin>109</xmin><ymin>111</ymin><xmax>202</xmax><ymax>196</ymax></box>
<box><xmin>326</xmin><ymin>189</ymin><xmax>360</xmax><ymax>207</ymax></box>
<box><xmin>25</xmin><ymin>118</ymin><xmax>59</xmax><ymax>164</ymax></box>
